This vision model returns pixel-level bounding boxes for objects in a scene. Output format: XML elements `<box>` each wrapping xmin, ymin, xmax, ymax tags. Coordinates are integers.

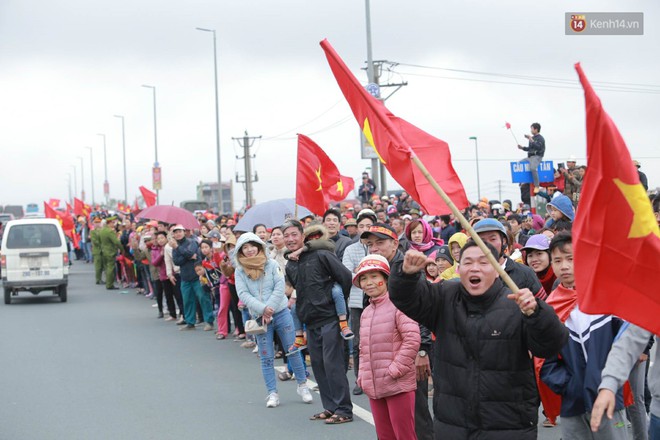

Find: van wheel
<box><xmin>59</xmin><ymin>286</ymin><xmax>67</xmax><ymax>303</ymax></box>
<box><xmin>4</xmin><ymin>288</ymin><xmax>11</xmax><ymax>305</ymax></box>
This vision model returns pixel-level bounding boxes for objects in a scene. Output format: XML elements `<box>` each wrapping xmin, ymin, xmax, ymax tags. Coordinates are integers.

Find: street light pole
<box><xmin>364</xmin><ymin>0</ymin><xmax>381</xmax><ymax>196</ymax></box>
<box><xmin>469</xmin><ymin>136</ymin><xmax>481</xmax><ymax>200</ymax></box>
<box><xmin>141</xmin><ymin>84</ymin><xmax>159</xmax><ymax>205</ymax></box>
<box><xmin>196</xmin><ymin>27</ymin><xmax>223</xmax><ymax>214</ymax></box>
<box><xmin>66</xmin><ymin>173</ymin><xmax>72</xmax><ymax>204</ymax></box>
<box><xmin>113</xmin><ymin>115</ymin><xmax>128</xmax><ymax>204</ymax></box>
<box><xmin>70</xmin><ymin>165</ymin><xmax>78</xmax><ymax>199</ymax></box>
<box><xmin>97</xmin><ymin>133</ymin><xmax>108</xmax><ymax>206</ymax></box>
<box><xmin>85</xmin><ymin>146</ymin><xmax>95</xmax><ymax>206</ymax></box>
<box><xmin>78</xmin><ymin>156</ymin><xmax>85</xmax><ymax>201</ymax></box>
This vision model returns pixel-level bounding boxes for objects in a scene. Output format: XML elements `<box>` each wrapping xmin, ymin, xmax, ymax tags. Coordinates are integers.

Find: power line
<box><xmin>262</xmin><ymin>99</ymin><xmax>345</xmax><ymax>140</ymax></box>
<box><xmin>395</xmin><ymin>62</ymin><xmax>660</xmax><ymax>92</ymax></box>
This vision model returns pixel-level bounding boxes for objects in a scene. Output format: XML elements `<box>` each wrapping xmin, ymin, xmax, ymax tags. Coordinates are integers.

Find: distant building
<box><xmin>196</xmin><ymin>181</ymin><xmax>234</xmax><ymax>214</ymax></box>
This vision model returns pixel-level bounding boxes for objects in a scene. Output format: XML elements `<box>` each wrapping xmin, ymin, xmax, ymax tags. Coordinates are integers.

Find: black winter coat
<box><xmin>389</xmin><ymin>269</ymin><xmax>567</xmax><ymax>440</ymax></box>
<box><xmin>285</xmin><ymin>248</ymin><xmax>352</xmax><ymax>330</ymax></box>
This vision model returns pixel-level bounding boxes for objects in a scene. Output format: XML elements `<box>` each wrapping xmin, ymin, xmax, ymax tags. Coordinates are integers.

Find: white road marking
<box><xmin>275</xmin><ymin>366</ymin><xmax>374</xmax><ymax>426</ymax></box>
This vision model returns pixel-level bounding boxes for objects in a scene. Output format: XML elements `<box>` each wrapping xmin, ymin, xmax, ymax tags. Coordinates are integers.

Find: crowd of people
<box><xmin>69</xmin><ymin>159</ymin><xmax>660</xmax><ymax>440</ymax></box>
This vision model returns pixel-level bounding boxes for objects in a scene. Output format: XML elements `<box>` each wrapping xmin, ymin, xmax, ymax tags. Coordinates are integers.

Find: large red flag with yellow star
<box><xmin>574</xmin><ymin>63</ymin><xmax>660</xmax><ymax>334</ymax></box>
<box><xmin>320</xmin><ymin>39</ymin><xmax>468</xmax><ymax>214</ymax></box>
<box><xmin>296</xmin><ymin>134</ymin><xmax>355</xmax><ymax>216</ymax></box>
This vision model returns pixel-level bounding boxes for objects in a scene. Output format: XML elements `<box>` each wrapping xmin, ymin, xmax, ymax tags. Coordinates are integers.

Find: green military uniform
<box><xmin>90</xmin><ymin>227</ymin><xmax>104</xmax><ymax>284</ymax></box>
<box><xmin>98</xmin><ymin>221</ymin><xmax>123</xmax><ymax>289</ymax></box>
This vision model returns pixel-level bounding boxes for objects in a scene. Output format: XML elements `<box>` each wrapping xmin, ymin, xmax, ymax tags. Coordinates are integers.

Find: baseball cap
<box><xmin>208</xmin><ymin>230</ymin><xmax>222</xmax><ymax>239</ymax></box>
<box><xmin>360</xmin><ymin>223</ymin><xmax>398</xmax><ymax>241</ymax></box>
<box><xmin>344</xmin><ymin>219</ymin><xmax>357</xmax><ymax>227</ymax></box>
<box><xmin>522</xmin><ymin>234</ymin><xmax>550</xmax><ymax>252</ymax></box>
<box><xmin>172</xmin><ymin>224</ymin><xmax>186</xmax><ymax>231</ymax></box>
<box><xmin>352</xmin><ymin>254</ymin><xmax>391</xmax><ymax>288</ymax></box>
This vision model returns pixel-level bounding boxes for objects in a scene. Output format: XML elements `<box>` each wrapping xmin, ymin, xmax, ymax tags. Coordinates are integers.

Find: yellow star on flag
<box><xmin>315</xmin><ymin>165</ymin><xmax>323</xmax><ymax>192</ymax></box>
<box><xmin>362</xmin><ymin>117</ymin><xmax>387</xmax><ymax>165</ymax></box>
<box><xmin>336</xmin><ymin>179</ymin><xmax>344</xmax><ymax>196</ymax></box>
<box><xmin>613</xmin><ymin>178</ymin><xmax>660</xmax><ymax>239</ymax></box>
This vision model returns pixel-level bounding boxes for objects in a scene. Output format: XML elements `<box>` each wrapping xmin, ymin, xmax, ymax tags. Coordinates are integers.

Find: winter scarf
<box><xmin>405</xmin><ymin>219</ymin><xmax>443</xmax><ymax>252</ymax></box>
<box><xmin>237</xmin><ymin>252</ymin><xmax>267</xmax><ymax>280</ymax></box>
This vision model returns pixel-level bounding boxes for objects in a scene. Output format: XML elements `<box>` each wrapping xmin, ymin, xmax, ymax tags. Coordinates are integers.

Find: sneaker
<box><xmin>179</xmin><ymin>324</ymin><xmax>196</xmax><ymax>331</ymax></box>
<box><xmin>265</xmin><ymin>392</ymin><xmax>279</xmax><ymax>408</ymax></box>
<box><xmin>352</xmin><ymin>385</ymin><xmax>363</xmax><ymax>396</ymax></box>
<box><xmin>252</xmin><ymin>346</ymin><xmax>258</xmax><ymax>353</ymax></box>
<box><xmin>297</xmin><ymin>384</ymin><xmax>313</xmax><ymax>404</ymax></box>
<box><xmin>340</xmin><ymin>326</ymin><xmax>355</xmax><ymax>340</ymax></box>
<box><xmin>203</xmin><ymin>323</ymin><xmax>214</xmax><ymax>331</ymax></box>
<box><xmin>152</xmin><ymin>303</ymin><xmax>159</xmax><ymax>308</ymax></box>
<box><xmin>542</xmin><ymin>418</ymin><xmax>556</xmax><ymax>428</ymax></box>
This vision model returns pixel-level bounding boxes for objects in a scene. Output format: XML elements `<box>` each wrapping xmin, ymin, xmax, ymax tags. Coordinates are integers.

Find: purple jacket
<box><xmin>151</xmin><ymin>245</ymin><xmax>168</xmax><ymax>281</ymax></box>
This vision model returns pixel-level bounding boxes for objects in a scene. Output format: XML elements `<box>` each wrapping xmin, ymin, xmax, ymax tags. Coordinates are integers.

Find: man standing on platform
<box><xmin>518</xmin><ymin>122</ymin><xmax>546</xmax><ymax>193</ymax></box>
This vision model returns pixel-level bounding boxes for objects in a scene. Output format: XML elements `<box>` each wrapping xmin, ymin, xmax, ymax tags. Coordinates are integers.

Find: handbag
<box><xmin>244</xmin><ymin>279</ymin><xmax>268</xmax><ymax>335</ymax></box>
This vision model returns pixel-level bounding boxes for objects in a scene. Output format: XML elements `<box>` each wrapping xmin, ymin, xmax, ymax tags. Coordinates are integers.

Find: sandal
<box><xmin>309</xmin><ymin>410</ymin><xmax>333</xmax><ymax>421</ymax></box>
<box><xmin>274</xmin><ymin>351</ymin><xmax>283</xmax><ymax>359</ymax></box>
<box><xmin>278</xmin><ymin>371</ymin><xmax>292</xmax><ymax>381</ymax></box>
<box><xmin>324</xmin><ymin>414</ymin><xmax>353</xmax><ymax>425</ymax></box>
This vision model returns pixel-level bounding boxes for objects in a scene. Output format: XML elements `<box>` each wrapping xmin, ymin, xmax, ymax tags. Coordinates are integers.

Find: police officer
<box><xmin>98</xmin><ymin>216</ymin><xmax>123</xmax><ymax>290</ymax></box>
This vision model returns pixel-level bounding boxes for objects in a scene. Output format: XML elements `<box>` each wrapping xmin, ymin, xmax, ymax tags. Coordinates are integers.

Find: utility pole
<box><xmin>97</xmin><ymin>133</ymin><xmax>109</xmax><ymax>206</ymax></box>
<box><xmin>233</xmin><ymin>131</ymin><xmax>260</xmax><ymax>209</ymax></box>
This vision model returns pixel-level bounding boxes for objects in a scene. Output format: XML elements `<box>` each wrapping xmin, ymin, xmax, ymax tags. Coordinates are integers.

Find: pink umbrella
<box><xmin>136</xmin><ymin>205</ymin><xmax>201</xmax><ymax>230</ymax></box>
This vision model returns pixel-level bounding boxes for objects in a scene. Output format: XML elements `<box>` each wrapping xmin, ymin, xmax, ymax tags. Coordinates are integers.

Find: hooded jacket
<box><xmin>233</xmin><ymin>233</ymin><xmax>288</xmax><ymax>318</ymax></box>
<box><xmin>545</xmin><ymin>194</ymin><xmax>575</xmax><ymax>228</ymax></box>
<box><xmin>440</xmin><ymin>232</ymin><xmax>468</xmax><ymax>280</ymax></box>
<box><xmin>389</xmin><ymin>267</ymin><xmax>568</xmax><ymax>439</ymax></box>
<box><xmin>358</xmin><ymin>292</ymin><xmax>420</xmax><ymax>400</ymax></box>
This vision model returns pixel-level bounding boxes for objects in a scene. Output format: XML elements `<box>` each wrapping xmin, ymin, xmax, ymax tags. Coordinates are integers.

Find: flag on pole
<box><xmin>139</xmin><ymin>186</ymin><xmax>157</xmax><ymax>207</ymax></box>
<box><xmin>48</xmin><ymin>198</ymin><xmax>60</xmax><ymax>208</ymax></box>
<box><xmin>73</xmin><ymin>198</ymin><xmax>91</xmax><ymax>217</ymax></box>
<box><xmin>296</xmin><ymin>134</ymin><xmax>355</xmax><ymax>216</ymax></box>
<box><xmin>320</xmin><ymin>39</ymin><xmax>468</xmax><ymax>214</ymax></box>
<box><xmin>44</xmin><ymin>202</ymin><xmax>75</xmax><ymax>240</ymax></box>
<box><xmin>574</xmin><ymin>63</ymin><xmax>660</xmax><ymax>334</ymax></box>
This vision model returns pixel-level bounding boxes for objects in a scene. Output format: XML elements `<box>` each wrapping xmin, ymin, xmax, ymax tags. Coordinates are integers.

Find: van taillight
<box><xmin>62</xmin><ymin>253</ymin><xmax>69</xmax><ymax>265</ymax></box>
<box><xmin>1</xmin><ymin>255</ymin><xmax>5</xmax><ymax>269</ymax></box>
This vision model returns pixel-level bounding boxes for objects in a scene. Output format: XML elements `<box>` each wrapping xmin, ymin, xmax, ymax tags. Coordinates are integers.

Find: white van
<box><xmin>1</xmin><ymin>219</ymin><xmax>69</xmax><ymax>304</ymax></box>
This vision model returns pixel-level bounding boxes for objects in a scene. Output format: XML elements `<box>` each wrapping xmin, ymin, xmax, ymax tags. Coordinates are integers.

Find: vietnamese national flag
<box><xmin>48</xmin><ymin>198</ymin><xmax>60</xmax><ymax>208</ymax></box>
<box><xmin>44</xmin><ymin>202</ymin><xmax>75</xmax><ymax>238</ymax></box>
<box><xmin>73</xmin><ymin>197</ymin><xmax>89</xmax><ymax>216</ymax></box>
<box><xmin>574</xmin><ymin>63</ymin><xmax>660</xmax><ymax>334</ymax></box>
<box><xmin>296</xmin><ymin>134</ymin><xmax>355</xmax><ymax>216</ymax></box>
<box><xmin>320</xmin><ymin>39</ymin><xmax>468</xmax><ymax>214</ymax></box>
<box><xmin>139</xmin><ymin>186</ymin><xmax>157</xmax><ymax>207</ymax></box>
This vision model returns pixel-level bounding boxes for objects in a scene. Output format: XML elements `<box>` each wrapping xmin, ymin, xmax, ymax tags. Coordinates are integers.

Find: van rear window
<box><xmin>5</xmin><ymin>224</ymin><xmax>62</xmax><ymax>249</ymax></box>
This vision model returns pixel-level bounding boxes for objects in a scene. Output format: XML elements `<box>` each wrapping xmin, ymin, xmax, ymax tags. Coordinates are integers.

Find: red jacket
<box><xmin>358</xmin><ymin>292</ymin><xmax>420</xmax><ymax>400</ymax></box>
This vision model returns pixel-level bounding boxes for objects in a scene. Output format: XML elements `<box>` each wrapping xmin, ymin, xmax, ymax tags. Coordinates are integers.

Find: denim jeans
<box><xmin>650</xmin><ymin>413</ymin><xmax>660</xmax><ymax>440</ymax></box>
<box><xmin>255</xmin><ymin>308</ymin><xmax>307</xmax><ymax>394</ymax></box>
<box><xmin>180</xmin><ymin>280</ymin><xmax>214</xmax><ymax>326</ymax></box>
<box><xmin>83</xmin><ymin>241</ymin><xmax>93</xmax><ymax>262</ymax></box>
<box><xmin>520</xmin><ymin>155</ymin><xmax>543</xmax><ymax>187</ymax></box>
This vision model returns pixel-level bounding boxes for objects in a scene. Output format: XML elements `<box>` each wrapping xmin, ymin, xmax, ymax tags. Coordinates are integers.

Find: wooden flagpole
<box><xmin>409</xmin><ymin>153</ymin><xmax>520</xmax><ymax>295</ymax></box>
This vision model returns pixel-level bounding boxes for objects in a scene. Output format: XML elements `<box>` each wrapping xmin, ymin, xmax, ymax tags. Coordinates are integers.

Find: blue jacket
<box><xmin>172</xmin><ymin>237</ymin><xmax>202</xmax><ymax>282</ymax></box>
<box><xmin>540</xmin><ymin>307</ymin><xmax>624</xmax><ymax>417</ymax></box>
<box><xmin>234</xmin><ymin>233</ymin><xmax>288</xmax><ymax>318</ymax></box>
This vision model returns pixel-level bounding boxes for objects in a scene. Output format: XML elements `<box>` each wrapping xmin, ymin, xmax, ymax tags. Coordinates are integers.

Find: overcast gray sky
<box><xmin>1</xmin><ymin>0</ymin><xmax>658</xmax><ymax>211</ymax></box>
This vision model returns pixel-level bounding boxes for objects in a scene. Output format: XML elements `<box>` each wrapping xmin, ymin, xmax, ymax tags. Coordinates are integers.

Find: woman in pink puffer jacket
<box><xmin>354</xmin><ymin>255</ymin><xmax>420</xmax><ymax>440</ymax></box>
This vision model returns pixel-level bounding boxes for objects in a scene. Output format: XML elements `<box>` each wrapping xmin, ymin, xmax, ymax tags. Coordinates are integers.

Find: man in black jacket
<box><xmin>323</xmin><ymin>208</ymin><xmax>352</xmax><ymax>261</ymax></box>
<box><xmin>518</xmin><ymin>122</ymin><xmax>546</xmax><ymax>192</ymax></box>
<box><xmin>360</xmin><ymin>223</ymin><xmax>434</xmax><ymax>440</ymax></box>
<box><xmin>473</xmin><ymin>218</ymin><xmax>547</xmax><ymax>300</ymax></box>
<box><xmin>283</xmin><ymin>219</ymin><xmax>354</xmax><ymax>424</ymax></box>
<box><xmin>390</xmin><ymin>240</ymin><xmax>568</xmax><ymax>439</ymax></box>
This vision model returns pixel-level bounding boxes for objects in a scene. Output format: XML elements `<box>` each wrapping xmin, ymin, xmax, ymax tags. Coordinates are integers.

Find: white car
<box><xmin>1</xmin><ymin>219</ymin><xmax>69</xmax><ymax>304</ymax></box>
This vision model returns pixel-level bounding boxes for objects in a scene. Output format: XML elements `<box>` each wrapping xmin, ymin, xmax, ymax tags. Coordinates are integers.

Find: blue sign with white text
<box><xmin>510</xmin><ymin>160</ymin><xmax>555</xmax><ymax>184</ymax></box>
